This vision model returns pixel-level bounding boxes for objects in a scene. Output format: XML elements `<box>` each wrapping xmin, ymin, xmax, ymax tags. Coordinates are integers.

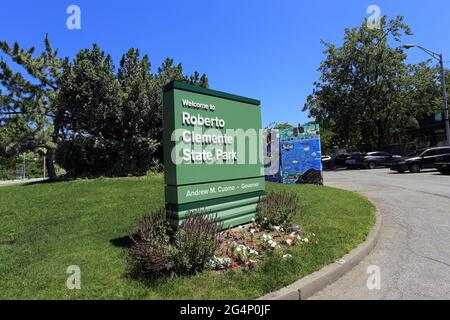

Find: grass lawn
<box><xmin>0</xmin><ymin>175</ymin><xmax>375</xmax><ymax>299</ymax></box>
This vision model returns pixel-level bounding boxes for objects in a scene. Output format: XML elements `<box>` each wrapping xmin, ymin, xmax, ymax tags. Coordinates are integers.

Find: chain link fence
<box><xmin>0</xmin><ymin>156</ymin><xmax>46</xmax><ymax>181</ymax></box>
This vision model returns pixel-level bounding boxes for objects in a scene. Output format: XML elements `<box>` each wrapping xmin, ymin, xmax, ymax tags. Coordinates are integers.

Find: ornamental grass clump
<box><xmin>256</xmin><ymin>192</ymin><xmax>300</xmax><ymax>229</ymax></box>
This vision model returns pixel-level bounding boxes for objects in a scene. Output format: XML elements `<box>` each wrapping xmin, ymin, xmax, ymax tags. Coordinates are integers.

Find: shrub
<box><xmin>256</xmin><ymin>192</ymin><xmax>300</xmax><ymax>228</ymax></box>
<box><xmin>173</xmin><ymin>211</ymin><xmax>223</xmax><ymax>274</ymax></box>
<box><xmin>128</xmin><ymin>241</ymin><xmax>174</xmax><ymax>275</ymax></box>
<box><xmin>56</xmin><ymin>135</ymin><xmax>159</xmax><ymax>178</ymax></box>
<box><xmin>130</xmin><ymin>208</ymin><xmax>171</xmax><ymax>246</ymax></box>
<box><xmin>128</xmin><ymin>209</ymin><xmax>173</xmax><ymax>275</ymax></box>
<box><xmin>128</xmin><ymin>209</ymin><xmax>222</xmax><ymax>277</ymax></box>
<box><xmin>146</xmin><ymin>159</ymin><xmax>164</xmax><ymax>175</ymax></box>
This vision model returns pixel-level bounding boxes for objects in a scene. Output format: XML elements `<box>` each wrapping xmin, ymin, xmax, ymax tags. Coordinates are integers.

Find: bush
<box><xmin>56</xmin><ymin>135</ymin><xmax>159</xmax><ymax>178</ymax></box>
<box><xmin>173</xmin><ymin>211</ymin><xmax>222</xmax><ymax>274</ymax></box>
<box><xmin>128</xmin><ymin>209</ymin><xmax>173</xmax><ymax>275</ymax></box>
<box><xmin>128</xmin><ymin>240</ymin><xmax>174</xmax><ymax>275</ymax></box>
<box><xmin>146</xmin><ymin>159</ymin><xmax>164</xmax><ymax>175</ymax></box>
<box><xmin>256</xmin><ymin>192</ymin><xmax>300</xmax><ymax>228</ymax></box>
<box><xmin>130</xmin><ymin>208</ymin><xmax>171</xmax><ymax>247</ymax></box>
<box><xmin>128</xmin><ymin>209</ymin><xmax>222</xmax><ymax>277</ymax></box>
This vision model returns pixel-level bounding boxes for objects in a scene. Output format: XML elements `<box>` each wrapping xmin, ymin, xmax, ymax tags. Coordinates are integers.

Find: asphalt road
<box><xmin>310</xmin><ymin>168</ymin><xmax>450</xmax><ymax>300</ymax></box>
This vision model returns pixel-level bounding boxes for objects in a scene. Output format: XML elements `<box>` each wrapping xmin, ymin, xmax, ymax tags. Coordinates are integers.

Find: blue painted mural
<box><xmin>266</xmin><ymin>124</ymin><xmax>323</xmax><ymax>185</ymax></box>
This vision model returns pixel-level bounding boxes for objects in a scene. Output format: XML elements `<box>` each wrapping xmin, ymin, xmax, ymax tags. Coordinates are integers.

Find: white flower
<box><xmin>290</xmin><ymin>232</ymin><xmax>296</xmax><ymax>237</ymax></box>
<box><xmin>236</xmin><ymin>247</ymin><xmax>242</xmax><ymax>252</ymax></box>
<box><xmin>273</xmin><ymin>226</ymin><xmax>281</xmax><ymax>231</ymax></box>
<box><xmin>297</xmin><ymin>235</ymin><xmax>302</xmax><ymax>240</ymax></box>
<box><xmin>303</xmin><ymin>238</ymin><xmax>309</xmax><ymax>243</ymax></box>
<box><xmin>262</xmin><ymin>234</ymin><xmax>268</xmax><ymax>240</ymax></box>
<box><xmin>250</xmin><ymin>229</ymin><xmax>256</xmax><ymax>234</ymax></box>
<box><xmin>286</xmin><ymin>239</ymin><xmax>293</xmax><ymax>245</ymax></box>
<box><xmin>238</xmin><ymin>225</ymin><xmax>244</xmax><ymax>229</ymax></box>
<box><xmin>283</xmin><ymin>254</ymin><xmax>292</xmax><ymax>259</ymax></box>
<box><xmin>268</xmin><ymin>235</ymin><xmax>273</xmax><ymax>240</ymax></box>
<box><xmin>271</xmin><ymin>242</ymin><xmax>277</xmax><ymax>248</ymax></box>
<box><xmin>268</xmin><ymin>239</ymin><xmax>274</xmax><ymax>245</ymax></box>
<box><xmin>252</xmin><ymin>218</ymin><xmax>256</xmax><ymax>222</ymax></box>
<box><xmin>208</xmin><ymin>256</ymin><xmax>232</xmax><ymax>270</ymax></box>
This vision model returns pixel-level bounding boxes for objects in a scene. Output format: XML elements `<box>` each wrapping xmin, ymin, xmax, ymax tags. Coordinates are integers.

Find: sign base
<box><xmin>166</xmin><ymin>191</ymin><xmax>265</xmax><ymax>229</ymax></box>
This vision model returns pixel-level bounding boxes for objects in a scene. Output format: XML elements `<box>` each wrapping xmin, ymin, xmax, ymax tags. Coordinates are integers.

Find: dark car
<box><xmin>333</xmin><ymin>153</ymin><xmax>350</xmax><ymax>167</ymax></box>
<box><xmin>436</xmin><ymin>154</ymin><xmax>450</xmax><ymax>175</ymax></box>
<box><xmin>390</xmin><ymin>146</ymin><xmax>450</xmax><ymax>173</ymax></box>
<box><xmin>345</xmin><ymin>151</ymin><xmax>400</xmax><ymax>169</ymax></box>
<box><xmin>321</xmin><ymin>155</ymin><xmax>335</xmax><ymax>171</ymax></box>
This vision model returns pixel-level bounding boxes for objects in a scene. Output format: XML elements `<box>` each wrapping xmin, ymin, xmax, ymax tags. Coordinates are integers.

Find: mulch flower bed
<box><xmin>207</xmin><ymin>219</ymin><xmax>317</xmax><ymax>272</ymax></box>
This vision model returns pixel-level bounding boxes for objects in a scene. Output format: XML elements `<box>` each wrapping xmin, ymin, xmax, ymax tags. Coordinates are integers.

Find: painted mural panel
<box><xmin>278</xmin><ymin>124</ymin><xmax>323</xmax><ymax>185</ymax></box>
<box><xmin>279</xmin><ymin>124</ymin><xmax>323</xmax><ymax>185</ymax></box>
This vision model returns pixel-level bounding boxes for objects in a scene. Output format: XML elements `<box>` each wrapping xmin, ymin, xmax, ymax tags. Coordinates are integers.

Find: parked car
<box><xmin>390</xmin><ymin>146</ymin><xmax>450</xmax><ymax>173</ymax></box>
<box><xmin>436</xmin><ymin>154</ymin><xmax>450</xmax><ymax>175</ymax></box>
<box><xmin>333</xmin><ymin>153</ymin><xmax>350</xmax><ymax>167</ymax></box>
<box><xmin>345</xmin><ymin>151</ymin><xmax>400</xmax><ymax>169</ymax></box>
<box><xmin>321</xmin><ymin>155</ymin><xmax>334</xmax><ymax>170</ymax></box>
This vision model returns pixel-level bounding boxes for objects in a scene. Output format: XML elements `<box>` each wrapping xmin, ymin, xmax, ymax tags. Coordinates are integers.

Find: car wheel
<box><xmin>368</xmin><ymin>162</ymin><xmax>376</xmax><ymax>170</ymax></box>
<box><xmin>409</xmin><ymin>163</ymin><xmax>421</xmax><ymax>173</ymax></box>
<box><xmin>439</xmin><ymin>169</ymin><xmax>450</xmax><ymax>175</ymax></box>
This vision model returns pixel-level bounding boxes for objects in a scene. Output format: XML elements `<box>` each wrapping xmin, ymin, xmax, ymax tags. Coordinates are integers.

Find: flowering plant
<box><xmin>207</xmin><ymin>220</ymin><xmax>317</xmax><ymax>272</ymax></box>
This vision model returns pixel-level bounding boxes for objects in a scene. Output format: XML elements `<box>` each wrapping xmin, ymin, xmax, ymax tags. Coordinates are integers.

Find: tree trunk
<box><xmin>45</xmin><ymin>149</ymin><xmax>57</xmax><ymax>180</ymax></box>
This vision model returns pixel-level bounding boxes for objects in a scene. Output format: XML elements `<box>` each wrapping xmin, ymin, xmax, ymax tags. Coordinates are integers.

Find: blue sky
<box><xmin>2</xmin><ymin>0</ymin><xmax>450</xmax><ymax>126</ymax></box>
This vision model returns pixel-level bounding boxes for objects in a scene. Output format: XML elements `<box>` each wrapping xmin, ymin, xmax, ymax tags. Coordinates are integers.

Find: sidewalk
<box><xmin>0</xmin><ymin>178</ymin><xmax>47</xmax><ymax>187</ymax></box>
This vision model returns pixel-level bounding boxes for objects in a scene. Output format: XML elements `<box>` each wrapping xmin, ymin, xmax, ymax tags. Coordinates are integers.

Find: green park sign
<box><xmin>163</xmin><ymin>81</ymin><xmax>265</xmax><ymax>228</ymax></box>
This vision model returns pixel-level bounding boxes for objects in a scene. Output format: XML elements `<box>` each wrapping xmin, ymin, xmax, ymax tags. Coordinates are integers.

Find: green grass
<box><xmin>0</xmin><ymin>175</ymin><xmax>375</xmax><ymax>299</ymax></box>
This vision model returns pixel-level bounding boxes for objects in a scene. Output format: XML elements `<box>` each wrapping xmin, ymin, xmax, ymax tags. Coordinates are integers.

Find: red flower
<box><xmin>308</xmin><ymin>240</ymin><xmax>313</xmax><ymax>245</ymax></box>
<box><xmin>231</xmin><ymin>262</ymin><xmax>238</xmax><ymax>270</ymax></box>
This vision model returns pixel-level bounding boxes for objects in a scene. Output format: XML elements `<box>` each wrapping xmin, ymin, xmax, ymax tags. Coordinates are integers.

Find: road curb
<box><xmin>257</xmin><ymin>202</ymin><xmax>382</xmax><ymax>300</ymax></box>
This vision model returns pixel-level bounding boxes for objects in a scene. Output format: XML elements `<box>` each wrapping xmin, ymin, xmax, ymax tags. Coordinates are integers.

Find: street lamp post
<box><xmin>403</xmin><ymin>44</ymin><xmax>450</xmax><ymax>146</ymax></box>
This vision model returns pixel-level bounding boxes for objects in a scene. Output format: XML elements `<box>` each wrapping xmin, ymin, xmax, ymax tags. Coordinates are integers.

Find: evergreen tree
<box><xmin>0</xmin><ymin>35</ymin><xmax>62</xmax><ymax>179</ymax></box>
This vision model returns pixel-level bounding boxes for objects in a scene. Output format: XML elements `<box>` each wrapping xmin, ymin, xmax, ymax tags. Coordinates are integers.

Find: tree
<box><xmin>56</xmin><ymin>47</ymin><xmax>209</xmax><ymax>177</ymax></box>
<box><xmin>265</xmin><ymin>122</ymin><xmax>293</xmax><ymax>130</ymax></box>
<box><xmin>57</xmin><ymin>44</ymin><xmax>121</xmax><ymax>141</ymax></box>
<box><xmin>56</xmin><ymin>45</ymin><xmax>157</xmax><ymax>176</ymax></box>
<box><xmin>304</xmin><ymin>16</ymin><xmax>440</xmax><ymax>151</ymax></box>
<box><xmin>152</xmin><ymin>58</ymin><xmax>208</xmax><ymax>150</ymax></box>
<box><xmin>0</xmin><ymin>35</ymin><xmax>62</xmax><ymax>179</ymax></box>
